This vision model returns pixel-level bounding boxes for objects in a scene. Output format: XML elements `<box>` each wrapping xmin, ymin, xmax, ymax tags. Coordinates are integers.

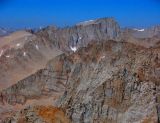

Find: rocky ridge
<box><xmin>0</xmin><ymin>40</ymin><xmax>159</xmax><ymax>123</ymax></box>
<box><xmin>0</xmin><ymin>18</ymin><xmax>159</xmax><ymax>123</ymax></box>
<box><xmin>37</xmin><ymin>18</ymin><xmax>121</xmax><ymax>51</ymax></box>
<box><xmin>0</xmin><ymin>18</ymin><xmax>121</xmax><ymax>90</ymax></box>
<box><xmin>122</xmin><ymin>26</ymin><xmax>160</xmax><ymax>48</ymax></box>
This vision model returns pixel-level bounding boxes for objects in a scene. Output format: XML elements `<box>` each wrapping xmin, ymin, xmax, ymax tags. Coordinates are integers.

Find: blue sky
<box><xmin>0</xmin><ymin>0</ymin><xmax>160</xmax><ymax>29</ymax></box>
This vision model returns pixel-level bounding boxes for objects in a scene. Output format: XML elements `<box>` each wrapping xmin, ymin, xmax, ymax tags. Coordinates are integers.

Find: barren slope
<box><xmin>0</xmin><ymin>30</ymin><xmax>62</xmax><ymax>90</ymax></box>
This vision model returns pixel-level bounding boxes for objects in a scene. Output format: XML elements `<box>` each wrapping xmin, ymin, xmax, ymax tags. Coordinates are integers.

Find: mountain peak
<box><xmin>76</xmin><ymin>17</ymin><xmax>116</xmax><ymax>26</ymax></box>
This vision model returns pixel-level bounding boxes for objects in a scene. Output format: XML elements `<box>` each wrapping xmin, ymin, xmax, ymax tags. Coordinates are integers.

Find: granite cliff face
<box><xmin>37</xmin><ymin>18</ymin><xmax>121</xmax><ymax>51</ymax></box>
<box><xmin>0</xmin><ymin>18</ymin><xmax>160</xmax><ymax>123</ymax></box>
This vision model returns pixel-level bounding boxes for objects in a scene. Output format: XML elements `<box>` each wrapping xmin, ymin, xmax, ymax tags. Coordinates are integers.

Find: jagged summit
<box><xmin>41</xmin><ymin>17</ymin><xmax>121</xmax><ymax>52</ymax></box>
<box><xmin>76</xmin><ymin>17</ymin><xmax>116</xmax><ymax>26</ymax></box>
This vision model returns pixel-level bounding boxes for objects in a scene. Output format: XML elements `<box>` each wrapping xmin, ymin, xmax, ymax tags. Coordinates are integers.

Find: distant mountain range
<box><xmin>0</xmin><ymin>27</ymin><xmax>14</xmax><ymax>37</ymax></box>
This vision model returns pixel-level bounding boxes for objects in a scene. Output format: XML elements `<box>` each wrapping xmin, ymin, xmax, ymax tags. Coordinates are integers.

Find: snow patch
<box><xmin>134</xmin><ymin>28</ymin><xmax>145</xmax><ymax>32</ymax></box>
<box><xmin>23</xmin><ymin>52</ymin><xmax>26</xmax><ymax>56</ymax></box>
<box><xmin>79</xmin><ymin>37</ymin><xmax>82</xmax><ymax>40</ymax></box>
<box><xmin>101</xmin><ymin>56</ymin><xmax>105</xmax><ymax>59</ymax></box>
<box><xmin>35</xmin><ymin>45</ymin><xmax>39</xmax><ymax>50</ymax></box>
<box><xmin>84</xmin><ymin>20</ymin><xmax>94</xmax><ymax>23</ymax></box>
<box><xmin>70</xmin><ymin>46</ymin><xmax>77</xmax><ymax>52</ymax></box>
<box><xmin>77</xmin><ymin>20</ymin><xmax>95</xmax><ymax>26</ymax></box>
<box><xmin>6</xmin><ymin>55</ymin><xmax>10</xmax><ymax>58</ymax></box>
<box><xmin>16</xmin><ymin>43</ymin><xmax>21</xmax><ymax>47</ymax></box>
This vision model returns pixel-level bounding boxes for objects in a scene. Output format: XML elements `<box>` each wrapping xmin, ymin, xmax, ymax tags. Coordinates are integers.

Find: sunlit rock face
<box><xmin>40</xmin><ymin>18</ymin><xmax>122</xmax><ymax>51</ymax></box>
<box><xmin>0</xmin><ymin>18</ymin><xmax>160</xmax><ymax>123</ymax></box>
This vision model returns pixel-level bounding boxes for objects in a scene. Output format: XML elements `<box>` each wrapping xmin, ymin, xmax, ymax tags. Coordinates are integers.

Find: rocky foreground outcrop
<box><xmin>0</xmin><ymin>40</ymin><xmax>159</xmax><ymax>123</ymax></box>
